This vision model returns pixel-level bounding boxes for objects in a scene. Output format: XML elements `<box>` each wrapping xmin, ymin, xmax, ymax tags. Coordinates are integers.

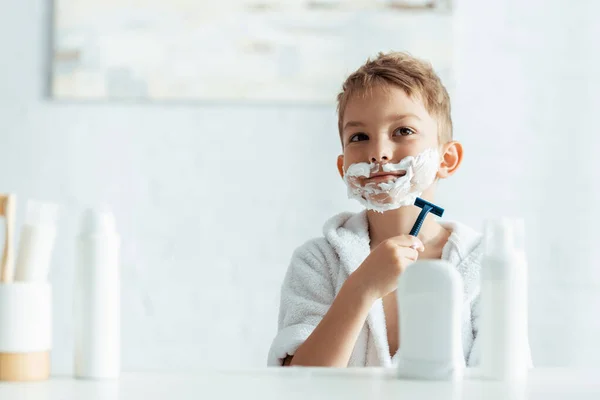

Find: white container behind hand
<box><xmin>74</xmin><ymin>208</ymin><xmax>120</xmax><ymax>379</ymax></box>
<box><xmin>396</xmin><ymin>259</ymin><xmax>465</xmax><ymax>380</ymax></box>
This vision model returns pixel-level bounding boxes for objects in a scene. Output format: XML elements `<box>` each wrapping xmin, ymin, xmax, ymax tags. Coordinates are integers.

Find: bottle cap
<box><xmin>79</xmin><ymin>206</ymin><xmax>117</xmax><ymax>235</ymax></box>
<box><xmin>484</xmin><ymin>218</ymin><xmax>525</xmax><ymax>256</ymax></box>
<box><xmin>25</xmin><ymin>200</ymin><xmax>59</xmax><ymax>227</ymax></box>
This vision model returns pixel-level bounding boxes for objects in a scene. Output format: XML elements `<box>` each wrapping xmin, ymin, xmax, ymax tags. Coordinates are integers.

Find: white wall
<box><xmin>1</xmin><ymin>0</ymin><xmax>599</xmax><ymax>373</ymax></box>
<box><xmin>451</xmin><ymin>0</ymin><xmax>600</xmax><ymax>367</ymax></box>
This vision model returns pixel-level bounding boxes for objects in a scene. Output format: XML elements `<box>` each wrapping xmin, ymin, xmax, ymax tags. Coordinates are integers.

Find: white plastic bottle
<box><xmin>74</xmin><ymin>207</ymin><xmax>121</xmax><ymax>379</ymax></box>
<box><xmin>479</xmin><ymin>218</ymin><xmax>530</xmax><ymax>381</ymax></box>
<box><xmin>396</xmin><ymin>259</ymin><xmax>465</xmax><ymax>380</ymax></box>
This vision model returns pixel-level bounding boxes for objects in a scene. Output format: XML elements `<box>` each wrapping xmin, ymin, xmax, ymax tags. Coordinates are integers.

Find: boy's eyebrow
<box><xmin>342</xmin><ymin>113</ymin><xmax>422</xmax><ymax>132</ymax></box>
<box><xmin>393</xmin><ymin>113</ymin><xmax>422</xmax><ymax>121</ymax></box>
<box><xmin>342</xmin><ymin>121</ymin><xmax>365</xmax><ymax>132</ymax></box>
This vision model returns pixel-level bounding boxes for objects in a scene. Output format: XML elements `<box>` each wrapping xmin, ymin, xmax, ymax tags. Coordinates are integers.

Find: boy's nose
<box><xmin>371</xmin><ymin>155</ymin><xmax>389</xmax><ymax>162</ymax></box>
<box><xmin>370</xmin><ymin>147</ymin><xmax>391</xmax><ymax>162</ymax></box>
<box><xmin>370</xmin><ymin>137</ymin><xmax>394</xmax><ymax>163</ymax></box>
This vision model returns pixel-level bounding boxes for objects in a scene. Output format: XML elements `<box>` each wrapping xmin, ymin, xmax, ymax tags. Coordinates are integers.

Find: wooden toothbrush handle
<box><xmin>0</xmin><ymin>194</ymin><xmax>16</xmax><ymax>283</ymax></box>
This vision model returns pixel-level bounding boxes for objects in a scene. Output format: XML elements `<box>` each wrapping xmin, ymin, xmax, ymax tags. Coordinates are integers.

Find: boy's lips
<box><xmin>366</xmin><ymin>171</ymin><xmax>407</xmax><ymax>183</ymax></box>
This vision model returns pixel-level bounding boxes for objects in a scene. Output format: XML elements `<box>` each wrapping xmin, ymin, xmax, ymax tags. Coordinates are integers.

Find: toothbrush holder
<box><xmin>0</xmin><ymin>282</ymin><xmax>52</xmax><ymax>381</ymax></box>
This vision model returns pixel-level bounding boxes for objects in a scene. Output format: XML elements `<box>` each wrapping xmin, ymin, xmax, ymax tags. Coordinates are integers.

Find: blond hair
<box><xmin>337</xmin><ymin>51</ymin><xmax>452</xmax><ymax>144</ymax></box>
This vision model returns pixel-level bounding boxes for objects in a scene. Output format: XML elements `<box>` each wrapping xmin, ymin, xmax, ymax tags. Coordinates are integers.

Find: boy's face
<box><xmin>337</xmin><ymin>84</ymin><xmax>461</xmax><ymax>212</ymax></box>
<box><xmin>339</xmin><ymin>84</ymin><xmax>439</xmax><ymax>172</ymax></box>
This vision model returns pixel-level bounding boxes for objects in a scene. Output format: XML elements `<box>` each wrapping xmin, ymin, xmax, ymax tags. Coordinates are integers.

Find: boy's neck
<box><xmin>367</xmin><ymin>206</ymin><xmax>448</xmax><ymax>251</ymax></box>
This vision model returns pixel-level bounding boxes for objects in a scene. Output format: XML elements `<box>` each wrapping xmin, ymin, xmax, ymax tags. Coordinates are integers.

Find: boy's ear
<box><xmin>337</xmin><ymin>155</ymin><xmax>345</xmax><ymax>179</ymax></box>
<box><xmin>438</xmin><ymin>141</ymin><xmax>463</xmax><ymax>179</ymax></box>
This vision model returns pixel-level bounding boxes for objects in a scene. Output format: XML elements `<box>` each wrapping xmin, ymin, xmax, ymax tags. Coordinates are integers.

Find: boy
<box><xmin>268</xmin><ymin>51</ymin><xmax>483</xmax><ymax>367</ymax></box>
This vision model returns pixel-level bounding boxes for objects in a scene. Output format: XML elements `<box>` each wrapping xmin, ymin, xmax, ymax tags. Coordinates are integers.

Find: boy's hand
<box><xmin>350</xmin><ymin>235</ymin><xmax>424</xmax><ymax>302</ymax></box>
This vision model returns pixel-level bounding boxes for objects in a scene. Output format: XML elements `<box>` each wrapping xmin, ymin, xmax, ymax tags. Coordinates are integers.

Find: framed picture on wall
<box><xmin>50</xmin><ymin>0</ymin><xmax>453</xmax><ymax>103</ymax></box>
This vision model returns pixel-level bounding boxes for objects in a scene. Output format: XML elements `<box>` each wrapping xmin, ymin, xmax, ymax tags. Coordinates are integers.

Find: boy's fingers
<box><xmin>387</xmin><ymin>235</ymin><xmax>424</xmax><ymax>251</ymax></box>
<box><xmin>404</xmin><ymin>248</ymin><xmax>419</xmax><ymax>261</ymax></box>
<box><xmin>388</xmin><ymin>235</ymin><xmax>423</xmax><ymax>247</ymax></box>
<box><xmin>410</xmin><ymin>243</ymin><xmax>425</xmax><ymax>252</ymax></box>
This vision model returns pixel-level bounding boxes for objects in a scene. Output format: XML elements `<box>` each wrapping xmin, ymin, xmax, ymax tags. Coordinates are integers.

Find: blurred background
<box><xmin>1</xmin><ymin>0</ymin><xmax>599</xmax><ymax>374</ymax></box>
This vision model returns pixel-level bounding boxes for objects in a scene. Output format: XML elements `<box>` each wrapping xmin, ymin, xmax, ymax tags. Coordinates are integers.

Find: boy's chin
<box><xmin>361</xmin><ymin>195</ymin><xmax>419</xmax><ymax>213</ymax></box>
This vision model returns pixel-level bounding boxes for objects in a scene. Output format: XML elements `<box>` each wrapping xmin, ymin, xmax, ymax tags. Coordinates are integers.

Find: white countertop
<box><xmin>0</xmin><ymin>368</ymin><xmax>599</xmax><ymax>399</ymax></box>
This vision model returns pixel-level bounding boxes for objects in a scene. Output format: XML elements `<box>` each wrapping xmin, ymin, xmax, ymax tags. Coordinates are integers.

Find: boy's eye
<box><xmin>350</xmin><ymin>133</ymin><xmax>369</xmax><ymax>142</ymax></box>
<box><xmin>394</xmin><ymin>127</ymin><xmax>416</xmax><ymax>137</ymax></box>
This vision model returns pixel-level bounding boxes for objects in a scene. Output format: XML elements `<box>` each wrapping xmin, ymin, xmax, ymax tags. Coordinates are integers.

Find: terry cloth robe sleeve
<box><xmin>467</xmin><ymin>290</ymin><xmax>482</xmax><ymax>366</ymax></box>
<box><xmin>267</xmin><ymin>238</ymin><xmax>336</xmax><ymax>366</ymax></box>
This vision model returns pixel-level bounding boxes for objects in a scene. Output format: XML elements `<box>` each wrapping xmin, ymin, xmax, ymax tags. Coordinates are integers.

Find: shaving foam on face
<box><xmin>343</xmin><ymin>147</ymin><xmax>440</xmax><ymax>213</ymax></box>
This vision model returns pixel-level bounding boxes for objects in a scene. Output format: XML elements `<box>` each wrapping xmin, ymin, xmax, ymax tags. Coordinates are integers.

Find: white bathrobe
<box><xmin>267</xmin><ymin>210</ymin><xmax>486</xmax><ymax>367</ymax></box>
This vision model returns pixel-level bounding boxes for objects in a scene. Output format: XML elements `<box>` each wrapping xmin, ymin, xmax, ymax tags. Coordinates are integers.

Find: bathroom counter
<box><xmin>0</xmin><ymin>368</ymin><xmax>599</xmax><ymax>399</ymax></box>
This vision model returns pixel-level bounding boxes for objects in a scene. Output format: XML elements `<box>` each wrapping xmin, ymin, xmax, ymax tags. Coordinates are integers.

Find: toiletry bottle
<box><xmin>74</xmin><ymin>207</ymin><xmax>120</xmax><ymax>379</ymax></box>
<box><xmin>479</xmin><ymin>218</ymin><xmax>529</xmax><ymax>381</ymax></box>
<box><xmin>15</xmin><ymin>200</ymin><xmax>59</xmax><ymax>282</ymax></box>
<box><xmin>396</xmin><ymin>259</ymin><xmax>465</xmax><ymax>380</ymax></box>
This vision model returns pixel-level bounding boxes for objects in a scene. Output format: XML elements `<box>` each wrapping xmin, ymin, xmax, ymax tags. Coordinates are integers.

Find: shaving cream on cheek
<box><xmin>343</xmin><ymin>147</ymin><xmax>440</xmax><ymax>213</ymax></box>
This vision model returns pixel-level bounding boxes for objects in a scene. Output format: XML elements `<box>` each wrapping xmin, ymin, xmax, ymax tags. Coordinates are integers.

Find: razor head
<box><xmin>414</xmin><ymin>197</ymin><xmax>445</xmax><ymax>217</ymax></box>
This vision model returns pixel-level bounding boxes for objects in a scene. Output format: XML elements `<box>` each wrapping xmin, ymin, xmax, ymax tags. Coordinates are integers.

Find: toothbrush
<box><xmin>0</xmin><ymin>194</ymin><xmax>16</xmax><ymax>283</ymax></box>
<box><xmin>409</xmin><ymin>197</ymin><xmax>444</xmax><ymax>237</ymax></box>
